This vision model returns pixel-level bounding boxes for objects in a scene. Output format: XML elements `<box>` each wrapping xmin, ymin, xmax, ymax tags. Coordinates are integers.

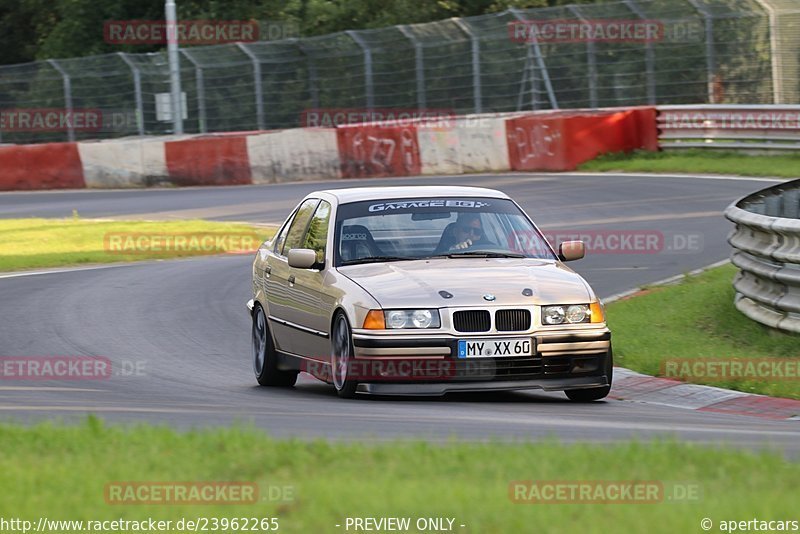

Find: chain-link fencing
<box><xmin>0</xmin><ymin>0</ymin><xmax>798</xmax><ymax>144</ymax></box>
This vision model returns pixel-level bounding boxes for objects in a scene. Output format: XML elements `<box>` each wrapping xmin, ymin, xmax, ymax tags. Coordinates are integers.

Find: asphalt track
<box><xmin>1</xmin><ymin>173</ymin><xmax>798</xmax><ymax>454</ymax></box>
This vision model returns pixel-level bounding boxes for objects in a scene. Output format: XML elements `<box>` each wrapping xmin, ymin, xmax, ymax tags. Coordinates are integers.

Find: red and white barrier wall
<box><xmin>0</xmin><ymin>108</ymin><xmax>658</xmax><ymax>191</ymax></box>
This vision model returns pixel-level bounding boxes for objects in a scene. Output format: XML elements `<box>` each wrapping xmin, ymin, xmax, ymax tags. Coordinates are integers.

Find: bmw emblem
<box><xmin>483</xmin><ymin>294</ymin><xmax>496</xmax><ymax>302</ymax></box>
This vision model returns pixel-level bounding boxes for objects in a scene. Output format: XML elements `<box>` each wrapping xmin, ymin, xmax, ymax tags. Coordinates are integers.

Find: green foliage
<box><xmin>606</xmin><ymin>264</ymin><xmax>800</xmax><ymax>399</ymax></box>
<box><xmin>0</xmin><ymin>0</ymin><xmax>559</xmax><ymax>64</ymax></box>
<box><xmin>0</xmin><ymin>218</ymin><xmax>276</xmax><ymax>272</ymax></box>
<box><xmin>581</xmin><ymin>149</ymin><xmax>800</xmax><ymax>178</ymax></box>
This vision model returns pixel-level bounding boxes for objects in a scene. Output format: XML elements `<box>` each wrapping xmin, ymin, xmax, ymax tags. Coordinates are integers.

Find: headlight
<box><xmin>542</xmin><ymin>304</ymin><xmax>592</xmax><ymax>325</ymax></box>
<box><xmin>383</xmin><ymin>309</ymin><xmax>441</xmax><ymax>329</ymax></box>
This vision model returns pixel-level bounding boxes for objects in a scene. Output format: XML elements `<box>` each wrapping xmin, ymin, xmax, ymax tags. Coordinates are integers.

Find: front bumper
<box><xmin>349</xmin><ymin>328</ymin><xmax>611</xmax><ymax>393</ymax></box>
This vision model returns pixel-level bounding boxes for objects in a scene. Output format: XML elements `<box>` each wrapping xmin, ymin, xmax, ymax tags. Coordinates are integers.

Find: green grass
<box><xmin>579</xmin><ymin>149</ymin><xmax>800</xmax><ymax>178</ymax></box>
<box><xmin>0</xmin><ymin>419</ymin><xmax>797</xmax><ymax>533</ymax></box>
<box><xmin>0</xmin><ymin>217</ymin><xmax>276</xmax><ymax>272</ymax></box>
<box><xmin>607</xmin><ymin>264</ymin><xmax>800</xmax><ymax>399</ymax></box>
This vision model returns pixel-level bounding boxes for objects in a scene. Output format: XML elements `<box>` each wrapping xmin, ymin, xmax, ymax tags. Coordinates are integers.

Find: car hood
<box><xmin>338</xmin><ymin>258</ymin><xmax>594</xmax><ymax>308</ymax></box>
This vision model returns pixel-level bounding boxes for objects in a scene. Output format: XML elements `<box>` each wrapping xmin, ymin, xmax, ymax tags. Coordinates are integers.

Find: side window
<box><xmin>302</xmin><ymin>200</ymin><xmax>332</xmax><ymax>264</ymax></box>
<box><xmin>281</xmin><ymin>199</ymin><xmax>319</xmax><ymax>255</ymax></box>
<box><xmin>272</xmin><ymin>218</ymin><xmax>293</xmax><ymax>255</ymax></box>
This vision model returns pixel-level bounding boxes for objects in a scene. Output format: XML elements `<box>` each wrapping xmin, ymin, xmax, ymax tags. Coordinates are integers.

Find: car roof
<box><xmin>314</xmin><ymin>186</ymin><xmax>510</xmax><ymax>204</ymax></box>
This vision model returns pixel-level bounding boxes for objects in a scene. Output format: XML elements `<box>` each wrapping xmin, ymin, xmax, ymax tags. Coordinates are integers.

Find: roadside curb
<box><xmin>610</xmin><ymin>367</ymin><xmax>800</xmax><ymax>421</ymax></box>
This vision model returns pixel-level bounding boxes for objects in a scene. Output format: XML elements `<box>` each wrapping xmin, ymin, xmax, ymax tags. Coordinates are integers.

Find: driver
<box><xmin>435</xmin><ymin>213</ymin><xmax>491</xmax><ymax>253</ymax></box>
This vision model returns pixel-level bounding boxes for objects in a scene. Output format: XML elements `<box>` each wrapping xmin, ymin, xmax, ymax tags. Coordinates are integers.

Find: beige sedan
<box><xmin>248</xmin><ymin>186</ymin><xmax>612</xmax><ymax>400</ymax></box>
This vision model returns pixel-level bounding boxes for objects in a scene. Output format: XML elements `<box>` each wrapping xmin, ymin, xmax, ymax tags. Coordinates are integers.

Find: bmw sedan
<box><xmin>248</xmin><ymin>186</ymin><xmax>612</xmax><ymax>400</ymax></box>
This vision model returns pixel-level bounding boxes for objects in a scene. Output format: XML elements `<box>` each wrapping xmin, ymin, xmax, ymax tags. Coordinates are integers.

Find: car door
<box><xmin>266</xmin><ymin>198</ymin><xmax>319</xmax><ymax>353</ymax></box>
<box><xmin>284</xmin><ymin>200</ymin><xmax>334</xmax><ymax>360</ymax></box>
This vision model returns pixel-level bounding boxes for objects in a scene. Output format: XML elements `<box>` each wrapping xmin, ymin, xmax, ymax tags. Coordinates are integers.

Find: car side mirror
<box><xmin>558</xmin><ymin>240</ymin><xmax>585</xmax><ymax>262</ymax></box>
<box><xmin>287</xmin><ymin>248</ymin><xmax>320</xmax><ymax>269</ymax></box>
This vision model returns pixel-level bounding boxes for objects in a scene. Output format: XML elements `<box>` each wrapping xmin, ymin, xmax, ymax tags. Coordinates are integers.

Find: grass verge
<box><xmin>606</xmin><ymin>264</ymin><xmax>799</xmax><ymax>399</ymax></box>
<box><xmin>579</xmin><ymin>149</ymin><xmax>800</xmax><ymax>178</ymax></box>
<box><xmin>0</xmin><ymin>217</ymin><xmax>275</xmax><ymax>272</ymax></box>
<box><xmin>0</xmin><ymin>419</ymin><xmax>797</xmax><ymax>533</ymax></box>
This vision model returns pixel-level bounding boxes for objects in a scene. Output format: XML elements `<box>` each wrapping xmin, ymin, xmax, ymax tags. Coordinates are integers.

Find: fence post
<box><xmin>237</xmin><ymin>43</ymin><xmax>265</xmax><ymax>131</ymax></box>
<box><xmin>516</xmin><ymin>46</ymin><xmax>538</xmax><ymax>111</ymax></box>
<box><xmin>453</xmin><ymin>18</ymin><xmax>482</xmax><ymax>114</ymax></box>
<box><xmin>180</xmin><ymin>50</ymin><xmax>206</xmax><ymax>133</ymax></box>
<box><xmin>687</xmin><ymin>0</ymin><xmax>717</xmax><ymax>103</ymax></box>
<box><xmin>398</xmin><ymin>25</ymin><xmax>426</xmax><ymax>110</ymax></box>
<box><xmin>117</xmin><ymin>53</ymin><xmax>145</xmax><ymax>136</ymax></box>
<box><xmin>624</xmin><ymin>0</ymin><xmax>656</xmax><ymax>105</ymax></box>
<box><xmin>294</xmin><ymin>40</ymin><xmax>319</xmax><ymax>110</ymax></box>
<box><xmin>46</xmin><ymin>59</ymin><xmax>74</xmax><ymax>142</ymax></box>
<box><xmin>753</xmin><ymin>0</ymin><xmax>782</xmax><ymax>104</ymax></box>
<box><xmin>346</xmin><ymin>30</ymin><xmax>374</xmax><ymax>110</ymax></box>
<box><xmin>509</xmin><ymin>8</ymin><xmax>559</xmax><ymax>110</ymax></box>
<box><xmin>165</xmin><ymin>0</ymin><xmax>184</xmax><ymax>134</ymax></box>
<box><xmin>567</xmin><ymin>6</ymin><xmax>598</xmax><ymax>108</ymax></box>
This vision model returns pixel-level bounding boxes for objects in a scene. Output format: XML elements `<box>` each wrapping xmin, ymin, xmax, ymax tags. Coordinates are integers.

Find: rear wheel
<box><xmin>565</xmin><ymin>348</ymin><xmax>613</xmax><ymax>402</ymax></box>
<box><xmin>252</xmin><ymin>304</ymin><xmax>297</xmax><ymax>387</ymax></box>
<box><xmin>331</xmin><ymin>312</ymin><xmax>359</xmax><ymax>398</ymax></box>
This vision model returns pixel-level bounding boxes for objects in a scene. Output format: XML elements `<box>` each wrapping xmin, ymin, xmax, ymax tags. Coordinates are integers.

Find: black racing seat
<box><xmin>339</xmin><ymin>225</ymin><xmax>384</xmax><ymax>263</ymax></box>
<box><xmin>433</xmin><ymin>222</ymin><xmax>458</xmax><ymax>254</ymax></box>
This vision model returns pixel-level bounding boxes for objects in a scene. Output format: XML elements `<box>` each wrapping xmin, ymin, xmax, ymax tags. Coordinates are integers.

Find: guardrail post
<box><xmin>509</xmin><ymin>8</ymin><xmax>559</xmax><ymax>110</ymax></box>
<box><xmin>398</xmin><ymin>25</ymin><xmax>426</xmax><ymax>110</ymax></box>
<box><xmin>784</xmin><ymin>190</ymin><xmax>800</xmax><ymax>219</ymax></box>
<box><xmin>237</xmin><ymin>43</ymin><xmax>265</xmax><ymax>131</ymax></box>
<box><xmin>624</xmin><ymin>0</ymin><xmax>656</xmax><ymax>105</ymax></box>
<box><xmin>346</xmin><ymin>30</ymin><xmax>374</xmax><ymax>111</ymax></box>
<box><xmin>687</xmin><ymin>0</ymin><xmax>717</xmax><ymax>104</ymax></box>
<box><xmin>567</xmin><ymin>6</ymin><xmax>598</xmax><ymax>108</ymax></box>
<box><xmin>453</xmin><ymin>18</ymin><xmax>482</xmax><ymax>114</ymax></box>
<box><xmin>118</xmin><ymin>53</ymin><xmax>145</xmax><ymax>136</ymax></box>
<box><xmin>47</xmin><ymin>59</ymin><xmax>74</xmax><ymax>142</ymax></box>
<box><xmin>180</xmin><ymin>50</ymin><xmax>206</xmax><ymax>134</ymax></box>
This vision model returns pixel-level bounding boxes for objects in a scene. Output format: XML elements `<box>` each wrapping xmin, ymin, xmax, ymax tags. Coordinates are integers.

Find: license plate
<box><xmin>457</xmin><ymin>338</ymin><xmax>533</xmax><ymax>358</ymax></box>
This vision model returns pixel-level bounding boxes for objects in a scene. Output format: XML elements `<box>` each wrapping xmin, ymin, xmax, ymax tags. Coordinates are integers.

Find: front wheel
<box><xmin>252</xmin><ymin>304</ymin><xmax>297</xmax><ymax>387</ymax></box>
<box><xmin>331</xmin><ymin>312</ymin><xmax>359</xmax><ymax>398</ymax></box>
<box><xmin>565</xmin><ymin>348</ymin><xmax>613</xmax><ymax>402</ymax></box>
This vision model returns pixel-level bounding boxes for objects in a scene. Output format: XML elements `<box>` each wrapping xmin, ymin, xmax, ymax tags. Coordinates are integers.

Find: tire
<box><xmin>565</xmin><ymin>347</ymin><xmax>613</xmax><ymax>402</ymax></box>
<box><xmin>330</xmin><ymin>312</ymin><xmax>359</xmax><ymax>398</ymax></box>
<box><xmin>252</xmin><ymin>304</ymin><xmax>297</xmax><ymax>387</ymax></box>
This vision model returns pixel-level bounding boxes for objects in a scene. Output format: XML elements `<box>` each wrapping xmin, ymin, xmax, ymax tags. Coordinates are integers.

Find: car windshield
<box><xmin>334</xmin><ymin>197</ymin><xmax>556</xmax><ymax>266</ymax></box>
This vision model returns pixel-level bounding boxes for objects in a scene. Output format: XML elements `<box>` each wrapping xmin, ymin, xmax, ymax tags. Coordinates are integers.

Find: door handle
<box><xmin>264</xmin><ymin>265</ymin><xmax>271</xmax><ymax>274</ymax></box>
<box><xmin>288</xmin><ymin>275</ymin><xmax>295</xmax><ymax>285</ymax></box>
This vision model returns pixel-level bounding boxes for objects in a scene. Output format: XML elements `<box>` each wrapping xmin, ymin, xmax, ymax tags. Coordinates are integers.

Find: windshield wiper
<box><xmin>340</xmin><ymin>256</ymin><xmax>420</xmax><ymax>266</ymax></box>
<box><xmin>443</xmin><ymin>251</ymin><xmax>526</xmax><ymax>259</ymax></box>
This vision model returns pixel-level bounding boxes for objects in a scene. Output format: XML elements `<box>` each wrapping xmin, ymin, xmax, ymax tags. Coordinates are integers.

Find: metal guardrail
<box><xmin>658</xmin><ymin>104</ymin><xmax>800</xmax><ymax>150</ymax></box>
<box><xmin>725</xmin><ymin>179</ymin><xmax>800</xmax><ymax>334</ymax></box>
